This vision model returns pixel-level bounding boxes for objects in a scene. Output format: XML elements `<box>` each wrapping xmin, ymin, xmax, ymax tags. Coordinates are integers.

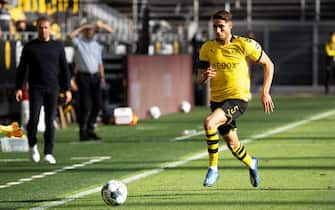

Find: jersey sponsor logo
<box><xmin>212</xmin><ymin>62</ymin><xmax>239</xmax><ymax>71</ymax></box>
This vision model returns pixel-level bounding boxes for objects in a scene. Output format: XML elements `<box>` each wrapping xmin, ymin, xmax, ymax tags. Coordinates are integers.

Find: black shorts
<box><xmin>210</xmin><ymin>99</ymin><xmax>248</xmax><ymax>135</ymax></box>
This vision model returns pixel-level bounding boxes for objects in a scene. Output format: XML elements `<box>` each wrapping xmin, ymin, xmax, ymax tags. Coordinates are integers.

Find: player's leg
<box><xmin>216</xmin><ymin>99</ymin><xmax>259</xmax><ymax>187</ymax></box>
<box><xmin>27</xmin><ymin>88</ymin><xmax>43</xmax><ymax>162</ymax></box>
<box><xmin>202</xmin><ymin>108</ymin><xmax>227</xmax><ymax>186</ymax></box>
<box><xmin>87</xmin><ymin>75</ymin><xmax>102</xmax><ymax>140</ymax></box>
<box><xmin>76</xmin><ymin>74</ymin><xmax>91</xmax><ymax>141</ymax></box>
<box><xmin>223</xmin><ymin>130</ymin><xmax>253</xmax><ymax>167</ymax></box>
<box><xmin>42</xmin><ymin>89</ymin><xmax>58</xmax><ymax>164</ymax></box>
<box><xmin>223</xmin><ymin>130</ymin><xmax>259</xmax><ymax>187</ymax></box>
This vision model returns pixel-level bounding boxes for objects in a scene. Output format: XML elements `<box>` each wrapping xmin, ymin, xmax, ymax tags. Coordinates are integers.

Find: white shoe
<box><xmin>44</xmin><ymin>154</ymin><xmax>56</xmax><ymax>164</ymax></box>
<box><xmin>30</xmin><ymin>145</ymin><xmax>40</xmax><ymax>163</ymax></box>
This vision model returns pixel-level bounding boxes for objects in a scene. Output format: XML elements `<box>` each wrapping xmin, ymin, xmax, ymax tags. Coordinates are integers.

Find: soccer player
<box><xmin>197</xmin><ymin>10</ymin><xmax>275</xmax><ymax>187</ymax></box>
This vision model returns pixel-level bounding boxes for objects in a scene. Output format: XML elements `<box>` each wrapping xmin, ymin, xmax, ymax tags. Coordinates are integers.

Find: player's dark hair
<box><xmin>213</xmin><ymin>10</ymin><xmax>232</xmax><ymax>22</ymax></box>
<box><xmin>36</xmin><ymin>16</ymin><xmax>50</xmax><ymax>26</ymax></box>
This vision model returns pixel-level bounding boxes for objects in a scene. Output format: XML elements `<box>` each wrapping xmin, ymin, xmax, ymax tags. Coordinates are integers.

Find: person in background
<box><xmin>15</xmin><ymin>16</ymin><xmax>71</xmax><ymax>164</ymax></box>
<box><xmin>67</xmin><ymin>20</ymin><xmax>112</xmax><ymax>141</ymax></box>
<box><xmin>16</xmin><ymin>19</ymin><xmax>26</xmax><ymax>32</ymax></box>
<box><xmin>197</xmin><ymin>10</ymin><xmax>275</xmax><ymax>187</ymax></box>
<box><xmin>15</xmin><ymin>19</ymin><xmax>27</xmax><ymax>47</ymax></box>
<box><xmin>324</xmin><ymin>31</ymin><xmax>335</xmax><ymax>95</ymax></box>
<box><xmin>0</xmin><ymin>0</ymin><xmax>15</xmax><ymax>39</ymax></box>
<box><xmin>0</xmin><ymin>0</ymin><xmax>10</xmax><ymax>31</ymax></box>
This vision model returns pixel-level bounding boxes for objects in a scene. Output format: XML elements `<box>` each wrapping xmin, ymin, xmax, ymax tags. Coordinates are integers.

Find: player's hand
<box><xmin>100</xmin><ymin>78</ymin><xmax>106</xmax><ymax>89</ymax></box>
<box><xmin>15</xmin><ymin>89</ymin><xmax>23</xmax><ymax>102</ymax></box>
<box><xmin>261</xmin><ymin>92</ymin><xmax>274</xmax><ymax>113</ymax></box>
<box><xmin>65</xmin><ymin>90</ymin><xmax>72</xmax><ymax>104</ymax></box>
<box><xmin>95</xmin><ymin>20</ymin><xmax>104</xmax><ymax>29</ymax></box>
<box><xmin>70</xmin><ymin>79</ymin><xmax>78</xmax><ymax>92</ymax></box>
<box><xmin>204</xmin><ymin>66</ymin><xmax>216</xmax><ymax>79</ymax></box>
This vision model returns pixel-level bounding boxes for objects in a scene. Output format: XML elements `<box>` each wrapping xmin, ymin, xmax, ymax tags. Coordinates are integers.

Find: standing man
<box><xmin>15</xmin><ymin>16</ymin><xmax>72</xmax><ymax>164</ymax></box>
<box><xmin>324</xmin><ymin>31</ymin><xmax>335</xmax><ymax>94</ymax></box>
<box><xmin>68</xmin><ymin>20</ymin><xmax>111</xmax><ymax>141</ymax></box>
<box><xmin>198</xmin><ymin>10</ymin><xmax>275</xmax><ymax>187</ymax></box>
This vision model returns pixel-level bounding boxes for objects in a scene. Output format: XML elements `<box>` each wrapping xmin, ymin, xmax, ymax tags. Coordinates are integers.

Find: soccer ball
<box><xmin>180</xmin><ymin>100</ymin><xmax>191</xmax><ymax>113</ymax></box>
<box><xmin>101</xmin><ymin>180</ymin><xmax>127</xmax><ymax>206</ymax></box>
<box><xmin>149</xmin><ymin>106</ymin><xmax>161</xmax><ymax>119</ymax></box>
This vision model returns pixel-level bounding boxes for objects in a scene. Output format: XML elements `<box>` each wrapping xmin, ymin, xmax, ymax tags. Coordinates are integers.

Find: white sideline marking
<box><xmin>71</xmin><ymin>156</ymin><xmax>110</xmax><ymax>160</ymax></box>
<box><xmin>172</xmin><ymin>130</ymin><xmax>205</xmax><ymax>141</ymax></box>
<box><xmin>0</xmin><ymin>156</ymin><xmax>111</xmax><ymax>190</ymax></box>
<box><xmin>30</xmin><ymin>109</ymin><xmax>335</xmax><ymax>210</ymax></box>
<box><xmin>0</xmin><ymin>158</ymin><xmax>29</xmax><ymax>162</ymax></box>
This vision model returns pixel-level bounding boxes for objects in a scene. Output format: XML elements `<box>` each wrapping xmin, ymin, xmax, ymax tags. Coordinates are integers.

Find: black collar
<box><xmin>230</xmin><ymin>35</ymin><xmax>235</xmax><ymax>42</ymax></box>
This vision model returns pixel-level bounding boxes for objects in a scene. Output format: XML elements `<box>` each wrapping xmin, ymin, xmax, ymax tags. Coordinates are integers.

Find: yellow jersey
<box><xmin>199</xmin><ymin>35</ymin><xmax>262</xmax><ymax>102</ymax></box>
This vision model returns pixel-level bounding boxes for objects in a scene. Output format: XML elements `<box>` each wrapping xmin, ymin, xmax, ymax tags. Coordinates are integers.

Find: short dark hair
<box><xmin>213</xmin><ymin>10</ymin><xmax>232</xmax><ymax>22</ymax></box>
<box><xmin>36</xmin><ymin>16</ymin><xmax>50</xmax><ymax>25</ymax></box>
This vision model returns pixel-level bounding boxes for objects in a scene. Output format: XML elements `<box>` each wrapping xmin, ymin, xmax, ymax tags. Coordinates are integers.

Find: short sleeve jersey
<box><xmin>325</xmin><ymin>42</ymin><xmax>335</xmax><ymax>66</ymax></box>
<box><xmin>199</xmin><ymin>35</ymin><xmax>262</xmax><ymax>102</ymax></box>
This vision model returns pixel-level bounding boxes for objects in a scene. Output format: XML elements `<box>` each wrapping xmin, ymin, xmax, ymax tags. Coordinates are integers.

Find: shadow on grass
<box><xmin>2</xmin><ymin>161</ymin><xmax>335</xmax><ymax>173</ymax></box>
<box><xmin>0</xmin><ymin>198</ymin><xmax>60</xmax><ymax>203</ymax></box>
<box><xmin>250</xmin><ymin>136</ymin><xmax>335</xmax><ymax>141</ymax></box>
<box><xmin>125</xmin><ymin>187</ymin><xmax>335</xmax><ymax>206</ymax></box>
<box><xmin>128</xmin><ymin>187</ymin><xmax>335</xmax><ymax>200</ymax></box>
<box><xmin>0</xmin><ymin>198</ymin><xmax>64</xmax><ymax>210</ymax></box>
<box><xmin>122</xmin><ymin>200</ymin><xmax>335</xmax><ymax>207</ymax></box>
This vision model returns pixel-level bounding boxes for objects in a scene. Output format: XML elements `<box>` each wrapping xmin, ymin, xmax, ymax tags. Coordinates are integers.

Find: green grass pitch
<box><xmin>1</xmin><ymin>95</ymin><xmax>335</xmax><ymax>210</ymax></box>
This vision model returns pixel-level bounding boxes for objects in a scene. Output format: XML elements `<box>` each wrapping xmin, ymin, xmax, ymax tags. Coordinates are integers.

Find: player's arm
<box><xmin>197</xmin><ymin>42</ymin><xmax>216</xmax><ymax>85</ymax></box>
<box><xmin>59</xmin><ymin>43</ymin><xmax>72</xmax><ymax>104</ymax></box>
<box><xmin>96</xmin><ymin>20</ymin><xmax>113</xmax><ymax>33</ymax></box>
<box><xmin>98</xmin><ymin>63</ymin><xmax>106</xmax><ymax>88</ymax></box>
<box><xmin>197</xmin><ymin>64</ymin><xmax>216</xmax><ymax>85</ymax></box>
<box><xmin>67</xmin><ymin>23</ymin><xmax>95</xmax><ymax>39</ymax></box>
<box><xmin>15</xmin><ymin>46</ymin><xmax>28</xmax><ymax>102</ymax></box>
<box><xmin>258</xmin><ymin>51</ymin><xmax>275</xmax><ymax>113</ymax></box>
<box><xmin>197</xmin><ymin>68</ymin><xmax>207</xmax><ymax>85</ymax></box>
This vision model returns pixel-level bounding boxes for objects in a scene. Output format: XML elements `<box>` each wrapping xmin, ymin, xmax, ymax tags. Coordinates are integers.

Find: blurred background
<box><xmin>1</xmin><ymin>0</ymin><xmax>335</xmax><ymax>123</ymax></box>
